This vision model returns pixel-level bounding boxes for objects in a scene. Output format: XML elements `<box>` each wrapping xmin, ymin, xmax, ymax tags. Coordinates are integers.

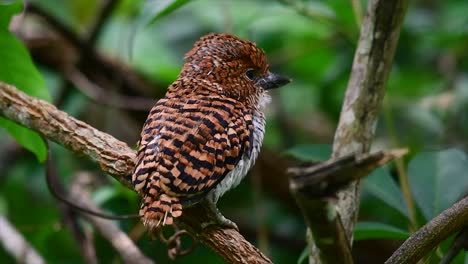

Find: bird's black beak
<box><xmin>257</xmin><ymin>72</ymin><xmax>291</xmax><ymax>90</ymax></box>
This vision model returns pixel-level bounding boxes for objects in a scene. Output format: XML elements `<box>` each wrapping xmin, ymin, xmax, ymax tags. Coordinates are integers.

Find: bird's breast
<box><xmin>208</xmin><ymin>107</ymin><xmax>266</xmax><ymax>203</ymax></box>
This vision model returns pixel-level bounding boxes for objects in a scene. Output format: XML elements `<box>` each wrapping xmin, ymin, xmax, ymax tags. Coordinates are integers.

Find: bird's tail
<box><xmin>140</xmin><ymin>192</ymin><xmax>183</xmax><ymax>229</ymax></box>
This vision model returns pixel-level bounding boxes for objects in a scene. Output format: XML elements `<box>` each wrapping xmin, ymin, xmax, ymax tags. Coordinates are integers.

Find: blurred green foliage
<box><xmin>0</xmin><ymin>0</ymin><xmax>467</xmax><ymax>263</ymax></box>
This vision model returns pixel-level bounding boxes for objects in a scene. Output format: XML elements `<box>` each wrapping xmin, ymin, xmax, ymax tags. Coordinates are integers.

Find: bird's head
<box><xmin>180</xmin><ymin>33</ymin><xmax>290</xmax><ymax>102</ymax></box>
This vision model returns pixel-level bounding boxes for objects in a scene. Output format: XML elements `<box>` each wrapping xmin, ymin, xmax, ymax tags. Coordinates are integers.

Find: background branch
<box><xmin>439</xmin><ymin>227</ymin><xmax>468</xmax><ymax>264</ymax></box>
<box><xmin>0</xmin><ymin>82</ymin><xmax>272</xmax><ymax>264</ymax></box>
<box><xmin>86</xmin><ymin>0</ymin><xmax>120</xmax><ymax>46</ymax></box>
<box><xmin>68</xmin><ymin>172</ymin><xmax>154</xmax><ymax>264</ymax></box>
<box><xmin>439</xmin><ymin>226</ymin><xmax>468</xmax><ymax>264</ymax></box>
<box><xmin>26</xmin><ymin>3</ymin><xmax>163</xmax><ymax>98</ymax></box>
<box><xmin>385</xmin><ymin>196</ymin><xmax>468</xmax><ymax>264</ymax></box>
<box><xmin>46</xmin><ymin>156</ymin><xmax>98</xmax><ymax>264</ymax></box>
<box><xmin>64</xmin><ymin>69</ymin><xmax>155</xmax><ymax>111</ymax></box>
<box><xmin>0</xmin><ymin>216</ymin><xmax>45</xmax><ymax>264</ymax></box>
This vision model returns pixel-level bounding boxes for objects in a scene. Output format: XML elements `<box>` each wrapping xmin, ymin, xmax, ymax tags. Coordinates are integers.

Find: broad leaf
<box><xmin>0</xmin><ymin>194</ymin><xmax>7</xmax><ymax>215</ymax></box>
<box><xmin>363</xmin><ymin>166</ymin><xmax>409</xmax><ymax>218</ymax></box>
<box><xmin>141</xmin><ymin>0</ymin><xmax>192</xmax><ymax>25</ymax></box>
<box><xmin>285</xmin><ymin>144</ymin><xmax>332</xmax><ymax>161</ymax></box>
<box><xmin>0</xmin><ymin>1</ymin><xmax>50</xmax><ymax>161</ymax></box>
<box><xmin>0</xmin><ymin>0</ymin><xmax>22</xmax><ymax>28</ymax></box>
<box><xmin>408</xmin><ymin>149</ymin><xmax>468</xmax><ymax>221</ymax></box>
<box><xmin>354</xmin><ymin>221</ymin><xmax>410</xmax><ymax>241</ymax></box>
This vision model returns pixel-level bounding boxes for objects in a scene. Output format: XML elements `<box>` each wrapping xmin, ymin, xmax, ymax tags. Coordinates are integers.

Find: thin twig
<box><xmin>87</xmin><ymin>0</ymin><xmax>120</xmax><ymax>46</ymax></box>
<box><xmin>439</xmin><ymin>228</ymin><xmax>468</xmax><ymax>264</ymax></box>
<box><xmin>382</xmin><ymin>99</ymin><xmax>418</xmax><ymax>231</ymax></box>
<box><xmin>68</xmin><ymin>172</ymin><xmax>154</xmax><ymax>264</ymax></box>
<box><xmin>277</xmin><ymin>0</ymin><xmax>356</xmax><ymax>41</ymax></box>
<box><xmin>0</xmin><ymin>138</ymin><xmax>23</xmax><ymax>181</ymax></box>
<box><xmin>0</xmin><ymin>82</ymin><xmax>273</xmax><ymax>264</ymax></box>
<box><xmin>277</xmin><ymin>0</ymin><xmax>335</xmax><ymax>25</ymax></box>
<box><xmin>26</xmin><ymin>3</ymin><xmax>162</xmax><ymax>96</ymax></box>
<box><xmin>0</xmin><ymin>216</ymin><xmax>46</xmax><ymax>264</ymax></box>
<box><xmin>46</xmin><ymin>147</ymin><xmax>98</xmax><ymax>264</ymax></box>
<box><xmin>65</xmin><ymin>68</ymin><xmax>155</xmax><ymax>111</ymax></box>
<box><xmin>386</xmin><ymin>196</ymin><xmax>468</xmax><ymax>264</ymax></box>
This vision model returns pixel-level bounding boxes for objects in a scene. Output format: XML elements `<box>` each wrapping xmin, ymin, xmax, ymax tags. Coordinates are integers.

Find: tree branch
<box><xmin>86</xmin><ymin>0</ymin><xmax>120</xmax><ymax>46</ymax></box>
<box><xmin>0</xmin><ymin>82</ymin><xmax>272</xmax><ymax>264</ymax></box>
<box><xmin>47</xmin><ymin>157</ymin><xmax>98</xmax><ymax>264</ymax></box>
<box><xmin>0</xmin><ymin>216</ymin><xmax>45</xmax><ymax>264</ymax></box>
<box><xmin>64</xmin><ymin>68</ymin><xmax>155</xmax><ymax>111</ymax></box>
<box><xmin>289</xmin><ymin>149</ymin><xmax>407</xmax><ymax>264</ymax></box>
<box><xmin>332</xmin><ymin>0</ymin><xmax>408</xmax><ymax>239</ymax></box>
<box><xmin>68</xmin><ymin>172</ymin><xmax>154</xmax><ymax>264</ymax></box>
<box><xmin>295</xmin><ymin>0</ymin><xmax>409</xmax><ymax>262</ymax></box>
<box><xmin>26</xmin><ymin>3</ymin><xmax>164</xmax><ymax>97</ymax></box>
<box><xmin>386</xmin><ymin>196</ymin><xmax>468</xmax><ymax>264</ymax></box>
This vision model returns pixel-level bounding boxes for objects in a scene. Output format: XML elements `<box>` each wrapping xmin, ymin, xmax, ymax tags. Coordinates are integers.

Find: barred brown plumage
<box><xmin>132</xmin><ymin>33</ymin><xmax>290</xmax><ymax>230</ymax></box>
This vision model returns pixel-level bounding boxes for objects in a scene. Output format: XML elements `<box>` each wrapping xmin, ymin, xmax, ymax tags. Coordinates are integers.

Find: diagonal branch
<box><xmin>86</xmin><ymin>0</ymin><xmax>120</xmax><ymax>46</ymax></box>
<box><xmin>0</xmin><ymin>82</ymin><xmax>272</xmax><ymax>264</ymax></box>
<box><xmin>0</xmin><ymin>216</ymin><xmax>45</xmax><ymax>264</ymax></box>
<box><xmin>26</xmin><ymin>3</ymin><xmax>163</xmax><ymax>97</ymax></box>
<box><xmin>385</xmin><ymin>196</ymin><xmax>468</xmax><ymax>264</ymax></box>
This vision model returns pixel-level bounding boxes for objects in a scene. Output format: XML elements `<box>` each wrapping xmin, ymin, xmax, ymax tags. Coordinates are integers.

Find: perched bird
<box><xmin>132</xmin><ymin>33</ymin><xmax>290</xmax><ymax>230</ymax></box>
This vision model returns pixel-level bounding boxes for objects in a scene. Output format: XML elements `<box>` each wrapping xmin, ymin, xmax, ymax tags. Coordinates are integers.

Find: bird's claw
<box><xmin>201</xmin><ymin>200</ymin><xmax>239</xmax><ymax>231</ymax></box>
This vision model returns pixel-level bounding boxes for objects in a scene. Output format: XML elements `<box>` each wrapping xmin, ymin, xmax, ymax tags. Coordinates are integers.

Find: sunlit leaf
<box><xmin>354</xmin><ymin>222</ymin><xmax>410</xmax><ymax>241</ymax></box>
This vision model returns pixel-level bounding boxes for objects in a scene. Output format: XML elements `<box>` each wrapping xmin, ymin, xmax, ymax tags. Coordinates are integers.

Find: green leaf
<box><xmin>0</xmin><ymin>194</ymin><xmax>7</xmax><ymax>215</ymax></box>
<box><xmin>0</xmin><ymin>9</ymin><xmax>50</xmax><ymax>162</ymax></box>
<box><xmin>284</xmin><ymin>144</ymin><xmax>332</xmax><ymax>161</ymax></box>
<box><xmin>141</xmin><ymin>0</ymin><xmax>192</xmax><ymax>25</ymax></box>
<box><xmin>0</xmin><ymin>0</ymin><xmax>23</xmax><ymax>29</ymax></box>
<box><xmin>354</xmin><ymin>221</ymin><xmax>410</xmax><ymax>241</ymax></box>
<box><xmin>297</xmin><ymin>246</ymin><xmax>309</xmax><ymax>264</ymax></box>
<box><xmin>408</xmin><ymin>149</ymin><xmax>468</xmax><ymax>221</ymax></box>
<box><xmin>0</xmin><ymin>33</ymin><xmax>50</xmax><ymax>100</ymax></box>
<box><xmin>363</xmin><ymin>167</ymin><xmax>409</xmax><ymax>218</ymax></box>
<box><xmin>0</xmin><ymin>118</ymin><xmax>48</xmax><ymax>161</ymax></box>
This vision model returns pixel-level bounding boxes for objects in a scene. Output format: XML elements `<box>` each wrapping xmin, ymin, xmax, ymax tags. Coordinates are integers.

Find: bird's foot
<box><xmin>200</xmin><ymin>200</ymin><xmax>239</xmax><ymax>231</ymax></box>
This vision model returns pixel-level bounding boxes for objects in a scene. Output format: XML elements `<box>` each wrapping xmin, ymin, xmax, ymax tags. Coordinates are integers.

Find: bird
<box><xmin>132</xmin><ymin>33</ymin><xmax>290</xmax><ymax>230</ymax></box>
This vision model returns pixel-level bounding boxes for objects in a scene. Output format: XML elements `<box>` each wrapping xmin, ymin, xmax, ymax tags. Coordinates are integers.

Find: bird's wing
<box><xmin>132</xmin><ymin>95</ymin><xmax>253</xmax><ymax>204</ymax></box>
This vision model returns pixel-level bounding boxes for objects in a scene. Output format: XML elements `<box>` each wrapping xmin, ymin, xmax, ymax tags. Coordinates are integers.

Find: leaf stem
<box><xmin>350</xmin><ymin>0</ymin><xmax>362</xmax><ymax>27</ymax></box>
<box><xmin>383</xmin><ymin>99</ymin><xmax>418</xmax><ymax>231</ymax></box>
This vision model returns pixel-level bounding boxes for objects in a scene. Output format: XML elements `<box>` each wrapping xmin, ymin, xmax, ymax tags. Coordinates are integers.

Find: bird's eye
<box><xmin>245</xmin><ymin>69</ymin><xmax>255</xmax><ymax>81</ymax></box>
